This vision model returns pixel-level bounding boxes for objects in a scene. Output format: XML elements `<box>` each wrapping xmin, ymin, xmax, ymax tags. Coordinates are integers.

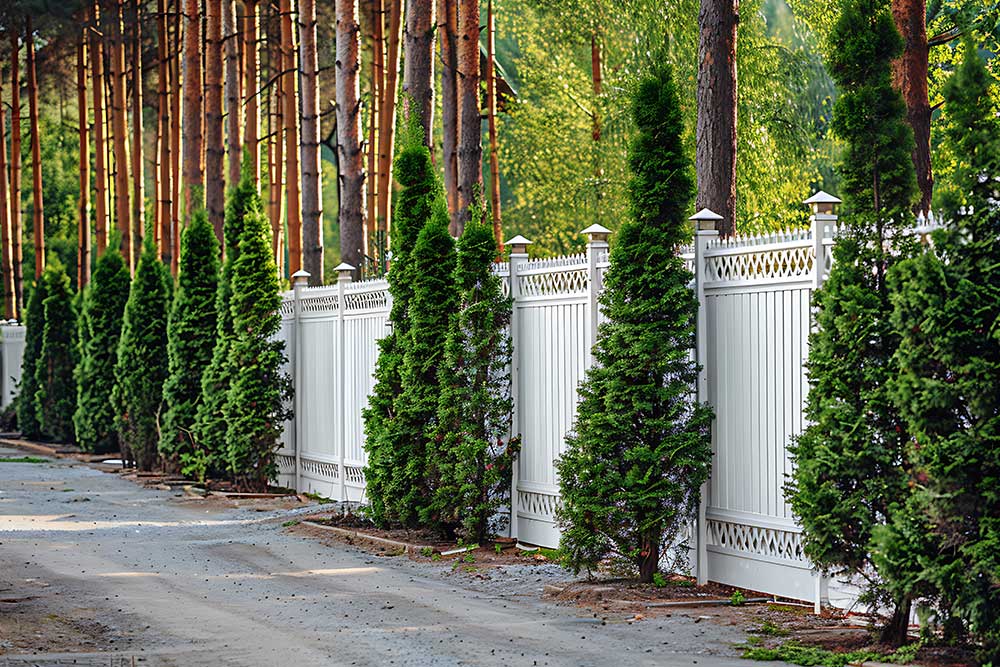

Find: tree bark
<box><xmin>455</xmin><ymin>0</ymin><xmax>481</xmax><ymax>235</ymax></box>
<box><xmin>157</xmin><ymin>0</ymin><xmax>172</xmax><ymax>265</ymax></box>
<box><xmin>131</xmin><ymin>0</ymin><xmax>145</xmax><ymax>252</ymax></box>
<box><xmin>365</xmin><ymin>0</ymin><xmax>383</xmax><ymax>262</ymax></box>
<box><xmin>9</xmin><ymin>30</ymin><xmax>23</xmax><ymax>312</ymax></box>
<box><xmin>109</xmin><ymin>0</ymin><xmax>133</xmax><ymax>269</ymax></box>
<box><xmin>205</xmin><ymin>0</ymin><xmax>225</xmax><ymax>242</ymax></box>
<box><xmin>891</xmin><ymin>0</ymin><xmax>932</xmax><ymax>214</ymax></box>
<box><xmin>880</xmin><ymin>597</ymin><xmax>912</xmax><ymax>647</ymax></box>
<box><xmin>638</xmin><ymin>531</ymin><xmax>659</xmax><ymax>585</ymax></box>
<box><xmin>336</xmin><ymin>0</ymin><xmax>365</xmax><ymax>273</ymax></box>
<box><xmin>485</xmin><ymin>0</ymin><xmax>501</xmax><ymax>249</ymax></box>
<box><xmin>0</xmin><ymin>58</ymin><xmax>15</xmax><ymax>318</ymax></box>
<box><xmin>376</xmin><ymin>0</ymin><xmax>401</xmax><ymax>244</ymax></box>
<box><xmin>280</xmin><ymin>0</ymin><xmax>301</xmax><ymax>276</ymax></box>
<box><xmin>268</xmin><ymin>22</ymin><xmax>285</xmax><ymax>275</ymax></box>
<box><xmin>244</xmin><ymin>0</ymin><xmax>260</xmax><ymax>188</ymax></box>
<box><xmin>78</xmin><ymin>22</ymin><xmax>92</xmax><ymax>289</ymax></box>
<box><xmin>26</xmin><ymin>16</ymin><xmax>44</xmax><ymax>280</ymax></box>
<box><xmin>696</xmin><ymin>0</ymin><xmax>738</xmax><ymax>237</ymax></box>
<box><xmin>90</xmin><ymin>2</ymin><xmax>110</xmax><ymax>260</ymax></box>
<box><xmin>182</xmin><ymin>0</ymin><xmax>204</xmax><ymax>220</ymax></box>
<box><xmin>438</xmin><ymin>0</ymin><xmax>458</xmax><ymax>234</ymax></box>
<box><xmin>403</xmin><ymin>0</ymin><xmax>434</xmax><ymax>149</ymax></box>
<box><xmin>224</xmin><ymin>0</ymin><xmax>243</xmax><ymax>190</ymax></box>
<box><xmin>170</xmin><ymin>0</ymin><xmax>181</xmax><ymax>274</ymax></box>
<box><xmin>299</xmin><ymin>0</ymin><xmax>323</xmax><ymax>284</ymax></box>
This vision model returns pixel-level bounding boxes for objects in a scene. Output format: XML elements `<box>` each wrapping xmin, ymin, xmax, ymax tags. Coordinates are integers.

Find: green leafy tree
<box><xmin>787</xmin><ymin>0</ymin><xmax>918</xmax><ymax>645</ymax></box>
<box><xmin>17</xmin><ymin>278</ymin><xmax>48</xmax><ymax>439</ymax></box>
<box><xmin>555</xmin><ymin>64</ymin><xmax>713</xmax><ymax>584</ymax></box>
<box><xmin>430</xmin><ymin>198</ymin><xmax>518</xmax><ymax>542</ymax></box>
<box><xmin>223</xmin><ymin>204</ymin><xmax>291</xmax><ymax>491</ymax></box>
<box><xmin>33</xmin><ymin>260</ymin><xmax>76</xmax><ymax>442</ymax></box>
<box><xmin>113</xmin><ymin>241</ymin><xmax>172</xmax><ymax>471</ymax></box>
<box><xmin>363</xmin><ymin>122</ymin><xmax>445</xmax><ymax>523</ymax></box>
<box><xmin>877</xmin><ymin>44</ymin><xmax>1000</xmax><ymax>660</ymax></box>
<box><xmin>160</xmin><ymin>209</ymin><xmax>220</xmax><ymax>470</ymax></box>
<box><xmin>74</xmin><ymin>245</ymin><xmax>131</xmax><ymax>453</ymax></box>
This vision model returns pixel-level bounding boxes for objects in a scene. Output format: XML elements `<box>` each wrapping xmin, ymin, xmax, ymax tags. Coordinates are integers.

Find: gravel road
<box><xmin>0</xmin><ymin>444</ymin><xmax>774</xmax><ymax>666</ymax></box>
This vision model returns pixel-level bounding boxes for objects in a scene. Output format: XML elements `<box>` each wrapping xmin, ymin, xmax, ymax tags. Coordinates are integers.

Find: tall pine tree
<box><xmin>556</xmin><ymin>64</ymin><xmax>713</xmax><ymax>584</ymax></box>
<box><xmin>17</xmin><ymin>278</ymin><xmax>48</xmax><ymax>439</ymax></box>
<box><xmin>787</xmin><ymin>0</ymin><xmax>918</xmax><ymax>644</ymax></box>
<box><xmin>33</xmin><ymin>261</ymin><xmax>77</xmax><ymax>442</ymax></box>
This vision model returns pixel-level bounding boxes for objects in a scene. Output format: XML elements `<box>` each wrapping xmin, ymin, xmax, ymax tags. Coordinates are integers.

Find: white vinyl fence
<box><xmin>1</xmin><ymin>324</ymin><xmax>25</xmax><ymax>409</ymax></box>
<box><xmin>273</xmin><ymin>197</ymin><xmax>940</xmax><ymax>606</ymax></box>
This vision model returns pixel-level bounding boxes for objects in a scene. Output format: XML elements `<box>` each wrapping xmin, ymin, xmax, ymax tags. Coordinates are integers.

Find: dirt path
<box><xmin>0</xmin><ymin>445</ymin><xmax>772</xmax><ymax>666</ymax></box>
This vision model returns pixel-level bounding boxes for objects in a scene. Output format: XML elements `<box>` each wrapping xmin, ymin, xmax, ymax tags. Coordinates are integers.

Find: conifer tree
<box><xmin>160</xmin><ymin>209</ymin><xmax>220</xmax><ymax>473</ymax></box>
<box><xmin>17</xmin><ymin>278</ymin><xmax>48</xmax><ymax>439</ymax></box>
<box><xmin>74</xmin><ymin>244</ymin><xmax>131</xmax><ymax>453</ymax></box>
<box><xmin>876</xmin><ymin>44</ymin><xmax>1000</xmax><ymax>660</ymax></box>
<box><xmin>363</xmin><ymin>119</ymin><xmax>442</xmax><ymax>524</ymax></box>
<box><xmin>555</xmin><ymin>64</ymin><xmax>713</xmax><ymax>584</ymax></box>
<box><xmin>787</xmin><ymin>0</ymin><xmax>918</xmax><ymax>644</ymax></box>
<box><xmin>223</xmin><ymin>205</ymin><xmax>291</xmax><ymax>491</ymax></box>
<box><xmin>430</xmin><ymin>198</ymin><xmax>517</xmax><ymax>542</ymax></box>
<box><xmin>113</xmin><ymin>240</ymin><xmax>172</xmax><ymax>470</ymax></box>
<box><xmin>33</xmin><ymin>261</ymin><xmax>77</xmax><ymax>442</ymax></box>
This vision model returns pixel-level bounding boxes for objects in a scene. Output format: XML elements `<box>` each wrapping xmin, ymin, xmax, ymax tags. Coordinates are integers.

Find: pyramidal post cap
<box><xmin>689</xmin><ymin>208</ymin><xmax>723</xmax><ymax>231</ymax></box>
<box><xmin>580</xmin><ymin>224</ymin><xmax>612</xmax><ymax>242</ymax></box>
<box><xmin>505</xmin><ymin>235</ymin><xmax>533</xmax><ymax>255</ymax></box>
<box><xmin>803</xmin><ymin>191</ymin><xmax>842</xmax><ymax>215</ymax></box>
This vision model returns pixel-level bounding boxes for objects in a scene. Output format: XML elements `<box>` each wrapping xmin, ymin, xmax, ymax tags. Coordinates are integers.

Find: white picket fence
<box><xmin>0</xmin><ymin>324</ymin><xmax>25</xmax><ymax>409</ymax></box>
<box><xmin>274</xmin><ymin>199</ymin><xmax>943</xmax><ymax>606</ymax></box>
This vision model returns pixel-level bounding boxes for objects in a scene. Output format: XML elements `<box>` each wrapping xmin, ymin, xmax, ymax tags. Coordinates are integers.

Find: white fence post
<box><xmin>334</xmin><ymin>262</ymin><xmax>355</xmax><ymax>503</ymax></box>
<box><xmin>581</xmin><ymin>225</ymin><xmax>611</xmax><ymax>363</ymax></box>
<box><xmin>689</xmin><ymin>208</ymin><xmax>722</xmax><ymax>586</ymax></box>
<box><xmin>804</xmin><ymin>191</ymin><xmax>841</xmax><ymax>290</ymax></box>
<box><xmin>505</xmin><ymin>235</ymin><xmax>532</xmax><ymax>540</ymax></box>
<box><xmin>291</xmin><ymin>269</ymin><xmax>311</xmax><ymax>492</ymax></box>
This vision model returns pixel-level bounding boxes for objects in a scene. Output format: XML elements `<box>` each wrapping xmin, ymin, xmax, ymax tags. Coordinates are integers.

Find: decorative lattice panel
<box><xmin>705</xmin><ymin>244</ymin><xmax>814</xmax><ymax>283</ymax></box>
<box><xmin>708</xmin><ymin>518</ymin><xmax>806</xmax><ymax>562</ymax></box>
<box><xmin>521</xmin><ymin>254</ymin><xmax>587</xmax><ymax>271</ymax></box>
<box><xmin>301</xmin><ymin>458</ymin><xmax>339</xmax><ymax>481</ymax></box>
<box><xmin>344</xmin><ymin>465</ymin><xmax>366</xmax><ymax>485</ymax></box>
<box><xmin>343</xmin><ymin>289</ymin><xmax>389</xmax><ymax>312</ymax></box>
<box><xmin>301</xmin><ymin>294</ymin><xmax>340</xmax><ymax>313</ymax></box>
<box><xmin>276</xmin><ymin>454</ymin><xmax>296</xmax><ymax>476</ymax></box>
<box><xmin>518</xmin><ymin>490</ymin><xmax>561</xmax><ymax>519</ymax></box>
<box><xmin>280</xmin><ymin>299</ymin><xmax>296</xmax><ymax>318</ymax></box>
<box><xmin>518</xmin><ymin>268</ymin><xmax>589</xmax><ymax>297</ymax></box>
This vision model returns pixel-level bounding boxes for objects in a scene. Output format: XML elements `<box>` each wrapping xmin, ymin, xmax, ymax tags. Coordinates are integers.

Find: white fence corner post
<box><xmin>505</xmin><ymin>235</ymin><xmax>532</xmax><ymax>541</ymax></box>
<box><xmin>581</xmin><ymin>224</ymin><xmax>611</xmax><ymax>363</ymax></box>
<box><xmin>689</xmin><ymin>208</ymin><xmax>721</xmax><ymax>586</ymax></box>
<box><xmin>291</xmin><ymin>269</ymin><xmax>311</xmax><ymax>493</ymax></box>
<box><xmin>334</xmin><ymin>262</ymin><xmax>355</xmax><ymax>503</ymax></box>
<box><xmin>804</xmin><ymin>191</ymin><xmax>841</xmax><ymax>290</ymax></box>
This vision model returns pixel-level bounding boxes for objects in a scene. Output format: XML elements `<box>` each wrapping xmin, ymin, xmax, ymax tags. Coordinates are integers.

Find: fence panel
<box><xmin>1</xmin><ymin>325</ymin><xmax>25</xmax><ymax>409</ymax></box>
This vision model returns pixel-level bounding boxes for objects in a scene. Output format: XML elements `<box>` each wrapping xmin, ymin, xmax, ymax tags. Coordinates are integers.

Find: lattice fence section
<box><xmin>705</xmin><ymin>243</ymin><xmax>814</xmax><ymax>284</ymax></box>
<box><xmin>707</xmin><ymin>518</ymin><xmax>806</xmax><ymax>563</ymax></box>
<box><xmin>518</xmin><ymin>266</ymin><xmax>589</xmax><ymax>297</ymax></box>
<box><xmin>521</xmin><ymin>253</ymin><xmax>587</xmax><ymax>271</ymax></box>
<box><xmin>301</xmin><ymin>457</ymin><xmax>340</xmax><ymax>481</ymax></box>
<box><xmin>518</xmin><ymin>490</ymin><xmax>561</xmax><ymax>519</ymax></box>
<box><xmin>344</xmin><ymin>465</ymin><xmax>366</xmax><ymax>486</ymax></box>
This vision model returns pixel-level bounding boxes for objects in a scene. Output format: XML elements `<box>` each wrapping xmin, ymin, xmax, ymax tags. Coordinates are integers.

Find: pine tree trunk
<box><xmin>695</xmin><ymin>0</ymin><xmax>738</xmax><ymax>237</ymax></box>
<box><xmin>438</xmin><ymin>0</ymin><xmax>458</xmax><ymax>234</ymax></box>
<box><xmin>108</xmin><ymin>0</ymin><xmax>133</xmax><ymax>270</ymax></box>
<box><xmin>157</xmin><ymin>0</ymin><xmax>172</xmax><ymax>265</ymax></box>
<box><xmin>0</xmin><ymin>64</ymin><xmax>15</xmax><ymax>319</ymax></box>
<box><xmin>365</xmin><ymin>0</ymin><xmax>382</xmax><ymax>261</ymax></box>
<box><xmin>130</xmin><ymin>0</ymin><xmax>145</xmax><ymax>251</ymax></box>
<box><xmin>880</xmin><ymin>597</ymin><xmax>912</xmax><ymax>646</ymax></box>
<box><xmin>891</xmin><ymin>0</ymin><xmax>931</xmax><ymax>214</ymax></box>
<box><xmin>90</xmin><ymin>2</ymin><xmax>110</xmax><ymax>259</ymax></box>
<box><xmin>268</xmin><ymin>23</ymin><xmax>285</xmax><ymax>275</ymax></box>
<box><xmin>638</xmin><ymin>531</ymin><xmax>659</xmax><ymax>584</ymax></box>
<box><xmin>182</xmin><ymin>0</ymin><xmax>204</xmax><ymax>220</ymax></box>
<box><xmin>485</xmin><ymin>0</ymin><xmax>501</xmax><ymax>250</ymax></box>
<box><xmin>169</xmin><ymin>0</ymin><xmax>181</xmax><ymax>273</ymax></box>
<box><xmin>244</xmin><ymin>0</ymin><xmax>260</xmax><ymax>188</ymax></box>
<box><xmin>591</xmin><ymin>31</ymin><xmax>603</xmax><ymax>223</ymax></box>
<box><xmin>280</xmin><ymin>0</ymin><xmax>301</xmax><ymax>277</ymax></box>
<box><xmin>9</xmin><ymin>30</ymin><xmax>23</xmax><ymax>313</ymax></box>
<box><xmin>205</xmin><ymin>0</ymin><xmax>225</xmax><ymax>242</ymax></box>
<box><xmin>376</xmin><ymin>0</ymin><xmax>401</xmax><ymax>245</ymax></box>
<box><xmin>224</xmin><ymin>0</ymin><xmax>242</xmax><ymax>191</ymax></box>
<box><xmin>299</xmin><ymin>0</ymin><xmax>322</xmax><ymax>284</ymax></box>
<box><xmin>336</xmin><ymin>0</ymin><xmax>365</xmax><ymax>273</ymax></box>
<box><xmin>402</xmin><ymin>0</ymin><xmax>434</xmax><ymax>148</ymax></box>
<box><xmin>78</xmin><ymin>23</ymin><xmax>92</xmax><ymax>289</ymax></box>
<box><xmin>455</xmin><ymin>0</ymin><xmax>481</xmax><ymax>235</ymax></box>
<box><xmin>26</xmin><ymin>16</ymin><xmax>44</xmax><ymax>280</ymax></box>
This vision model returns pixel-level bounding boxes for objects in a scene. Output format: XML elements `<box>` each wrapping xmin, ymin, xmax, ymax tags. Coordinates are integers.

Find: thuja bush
<box><xmin>33</xmin><ymin>260</ymin><xmax>77</xmax><ymax>442</ymax></box>
<box><xmin>876</xmin><ymin>44</ymin><xmax>1000</xmax><ymax>660</ymax></box>
<box><xmin>430</xmin><ymin>199</ymin><xmax>517</xmax><ymax>542</ymax></box>
<box><xmin>787</xmin><ymin>0</ymin><xmax>918</xmax><ymax>645</ymax></box>
<box><xmin>160</xmin><ymin>209</ymin><xmax>220</xmax><ymax>472</ymax></box>
<box><xmin>364</xmin><ymin>120</ymin><xmax>446</xmax><ymax>525</ymax></box>
<box><xmin>17</xmin><ymin>277</ymin><xmax>48</xmax><ymax>439</ymax></box>
<box><xmin>555</xmin><ymin>64</ymin><xmax>713</xmax><ymax>584</ymax></box>
<box><xmin>222</xmin><ymin>205</ymin><xmax>291</xmax><ymax>491</ymax></box>
<box><xmin>113</xmin><ymin>240</ymin><xmax>172</xmax><ymax>470</ymax></box>
<box><xmin>74</xmin><ymin>244</ymin><xmax>130</xmax><ymax>453</ymax></box>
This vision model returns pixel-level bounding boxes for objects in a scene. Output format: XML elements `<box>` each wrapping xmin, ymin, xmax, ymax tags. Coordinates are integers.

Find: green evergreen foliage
<box><xmin>160</xmin><ymin>209</ymin><xmax>220</xmax><ymax>470</ymax></box>
<box><xmin>363</xmin><ymin>124</ymin><xmax>445</xmax><ymax>524</ymax></box>
<box><xmin>222</xmin><ymin>204</ymin><xmax>291</xmax><ymax>492</ymax></box>
<box><xmin>555</xmin><ymin>64</ymin><xmax>713</xmax><ymax>583</ymax></box>
<box><xmin>74</xmin><ymin>245</ymin><xmax>131</xmax><ymax>453</ymax></box>
<box><xmin>33</xmin><ymin>260</ymin><xmax>77</xmax><ymax>442</ymax></box>
<box><xmin>788</xmin><ymin>0</ymin><xmax>918</xmax><ymax>642</ymax></box>
<box><xmin>17</xmin><ymin>278</ymin><xmax>48</xmax><ymax>439</ymax></box>
<box><xmin>877</xmin><ymin>44</ymin><xmax>1000</xmax><ymax>661</ymax></box>
<box><xmin>193</xmin><ymin>157</ymin><xmax>256</xmax><ymax>479</ymax></box>
<box><xmin>113</xmin><ymin>241</ymin><xmax>172</xmax><ymax>471</ymax></box>
<box><xmin>430</xmin><ymin>199</ymin><xmax>518</xmax><ymax>542</ymax></box>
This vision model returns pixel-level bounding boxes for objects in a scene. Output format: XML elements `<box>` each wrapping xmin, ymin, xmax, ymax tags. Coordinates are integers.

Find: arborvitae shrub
<box><xmin>17</xmin><ymin>277</ymin><xmax>48</xmax><ymax>439</ymax></box>
<box><xmin>160</xmin><ymin>209</ymin><xmax>220</xmax><ymax>472</ymax></box>
<box><xmin>223</xmin><ymin>205</ymin><xmax>291</xmax><ymax>491</ymax></box>
<box><xmin>787</xmin><ymin>0</ymin><xmax>918</xmax><ymax>645</ymax></box>
<box><xmin>430</xmin><ymin>200</ymin><xmax>517</xmax><ymax>542</ymax></box>
<box><xmin>364</xmin><ymin>123</ymin><xmax>443</xmax><ymax>523</ymax></box>
<box><xmin>555</xmin><ymin>64</ymin><xmax>713</xmax><ymax>583</ymax></box>
<box><xmin>33</xmin><ymin>260</ymin><xmax>77</xmax><ymax>442</ymax></box>
<box><xmin>113</xmin><ymin>240</ymin><xmax>172</xmax><ymax>470</ymax></box>
<box><xmin>74</xmin><ymin>245</ymin><xmax>131</xmax><ymax>453</ymax></box>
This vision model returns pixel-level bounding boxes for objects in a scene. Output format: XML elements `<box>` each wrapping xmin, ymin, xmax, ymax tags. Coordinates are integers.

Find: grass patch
<box><xmin>281</xmin><ymin>520</ymin><xmax>300</xmax><ymax>527</ymax></box>
<box><xmin>742</xmin><ymin>640</ymin><xmax>922</xmax><ymax>666</ymax></box>
<box><xmin>302</xmin><ymin>492</ymin><xmax>335</xmax><ymax>505</ymax></box>
<box><xmin>750</xmin><ymin>619</ymin><xmax>789</xmax><ymax>637</ymax></box>
<box><xmin>0</xmin><ymin>456</ymin><xmax>48</xmax><ymax>463</ymax></box>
